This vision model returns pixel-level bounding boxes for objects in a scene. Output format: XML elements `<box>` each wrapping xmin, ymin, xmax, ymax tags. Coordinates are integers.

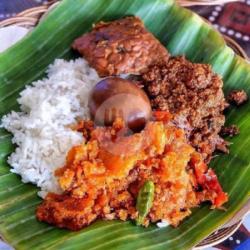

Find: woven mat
<box><xmin>0</xmin><ymin>1</ymin><xmax>249</xmax><ymax>250</ymax></box>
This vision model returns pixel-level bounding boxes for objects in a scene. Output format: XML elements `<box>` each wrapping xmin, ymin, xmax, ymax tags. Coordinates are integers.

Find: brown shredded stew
<box><xmin>227</xmin><ymin>89</ymin><xmax>248</xmax><ymax>106</ymax></box>
<box><xmin>220</xmin><ymin>125</ymin><xmax>240</xmax><ymax>138</ymax></box>
<box><xmin>140</xmin><ymin>56</ymin><xmax>229</xmax><ymax>162</ymax></box>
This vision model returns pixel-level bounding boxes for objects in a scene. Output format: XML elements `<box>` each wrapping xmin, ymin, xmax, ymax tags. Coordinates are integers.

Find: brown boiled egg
<box><xmin>89</xmin><ymin>77</ymin><xmax>152</xmax><ymax>132</ymax></box>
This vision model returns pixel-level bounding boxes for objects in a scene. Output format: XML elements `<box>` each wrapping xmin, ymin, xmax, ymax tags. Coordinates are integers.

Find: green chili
<box><xmin>135</xmin><ymin>180</ymin><xmax>155</xmax><ymax>226</ymax></box>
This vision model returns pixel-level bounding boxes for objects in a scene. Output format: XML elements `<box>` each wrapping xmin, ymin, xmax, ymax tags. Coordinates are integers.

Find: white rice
<box><xmin>1</xmin><ymin>58</ymin><xmax>100</xmax><ymax>197</ymax></box>
<box><xmin>156</xmin><ymin>219</ymin><xmax>170</xmax><ymax>228</ymax></box>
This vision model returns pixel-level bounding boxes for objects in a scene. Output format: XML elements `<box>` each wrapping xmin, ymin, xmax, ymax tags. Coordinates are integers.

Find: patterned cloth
<box><xmin>191</xmin><ymin>0</ymin><xmax>250</xmax><ymax>57</ymax></box>
<box><xmin>0</xmin><ymin>0</ymin><xmax>49</xmax><ymax>20</ymax></box>
<box><xmin>0</xmin><ymin>1</ymin><xmax>249</xmax><ymax>250</ymax></box>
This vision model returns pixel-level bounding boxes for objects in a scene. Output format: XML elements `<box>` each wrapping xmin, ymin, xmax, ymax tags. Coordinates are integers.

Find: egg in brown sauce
<box><xmin>89</xmin><ymin>77</ymin><xmax>152</xmax><ymax>132</ymax></box>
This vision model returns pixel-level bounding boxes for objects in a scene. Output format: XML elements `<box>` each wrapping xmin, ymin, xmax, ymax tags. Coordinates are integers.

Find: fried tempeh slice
<box><xmin>72</xmin><ymin>16</ymin><xmax>169</xmax><ymax>77</ymax></box>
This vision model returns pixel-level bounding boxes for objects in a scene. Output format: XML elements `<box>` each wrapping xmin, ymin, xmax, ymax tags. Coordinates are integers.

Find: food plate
<box><xmin>0</xmin><ymin>0</ymin><xmax>249</xmax><ymax>249</ymax></box>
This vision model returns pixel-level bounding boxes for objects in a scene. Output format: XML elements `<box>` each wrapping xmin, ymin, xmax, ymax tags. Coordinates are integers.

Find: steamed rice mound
<box><xmin>1</xmin><ymin>58</ymin><xmax>100</xmax><ymax>196</ymax></box>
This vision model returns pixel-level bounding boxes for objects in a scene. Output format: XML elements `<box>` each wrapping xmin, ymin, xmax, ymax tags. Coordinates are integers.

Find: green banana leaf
<box><xmin>0</xmin><ymin>0</ymin><xmax>250</xmax><ymax>249</ymax></box>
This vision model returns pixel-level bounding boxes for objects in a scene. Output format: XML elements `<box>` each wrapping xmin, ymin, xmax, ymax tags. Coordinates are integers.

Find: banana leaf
<box><xmin>0</xmin><ymin>0</ymin><xmax>250</xmax><ymax>249</ymax></box>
